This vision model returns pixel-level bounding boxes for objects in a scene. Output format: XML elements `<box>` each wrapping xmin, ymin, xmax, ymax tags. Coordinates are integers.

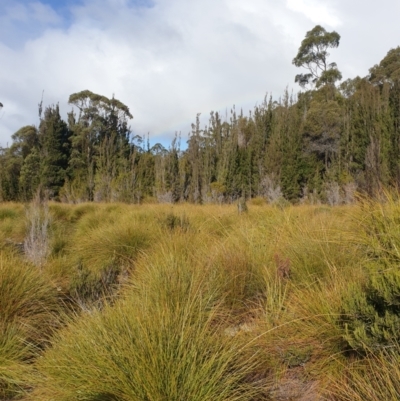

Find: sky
<box><xmin>1</xmin><ymin>0</ymin><xmax>400</xmax><ymax>148</ymax></box>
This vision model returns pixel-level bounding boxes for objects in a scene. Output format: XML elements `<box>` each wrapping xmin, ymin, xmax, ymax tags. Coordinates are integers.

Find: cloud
<box><xmin>1</xmin><ymin>0</ymin><xmax>400</xmax><ymax>148</ymax></box>
<box><xmin>286</xmin><ymin>0</ymin><xmax>342</xmax><ymax>28</ymax></box>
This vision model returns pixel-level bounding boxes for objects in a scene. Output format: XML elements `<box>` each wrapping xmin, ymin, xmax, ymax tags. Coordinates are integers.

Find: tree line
<box><xmin>1</xmin><ymin>26</ymin><xmax>400</xmax><ymax>204</ymax></box>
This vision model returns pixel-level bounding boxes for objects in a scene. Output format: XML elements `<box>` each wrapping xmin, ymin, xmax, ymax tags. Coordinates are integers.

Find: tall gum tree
<box><xmin>293</xmin><ymin>25</ymin><xmax>342</xmax><ymax>89</ymax></box>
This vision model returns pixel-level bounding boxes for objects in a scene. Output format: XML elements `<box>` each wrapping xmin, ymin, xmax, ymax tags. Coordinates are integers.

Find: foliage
<box><xmin>293</xmin><ymin>25</ymin><xmax>342</xmax><ymax>88</ymax></box>
<box><xmin>369</xmin><ymin>46</ymin><xmax>400</xmax><ymax>86</ymax></box>
<box><xmin>341</xmin><ymin>196</ymin><xmax>400</xmax><ymax>352</ymax></box>
<box><xmin>333</xmin><ymin>350</ymin><xmax>400</xmax><ymax>400</ymax></box>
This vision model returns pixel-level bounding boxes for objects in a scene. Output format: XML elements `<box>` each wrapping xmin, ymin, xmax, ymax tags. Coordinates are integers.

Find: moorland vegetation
<box><xmin>1</xmin><ymin>195</ymin><xmax>400</xmax><ymax>400</ymax></box>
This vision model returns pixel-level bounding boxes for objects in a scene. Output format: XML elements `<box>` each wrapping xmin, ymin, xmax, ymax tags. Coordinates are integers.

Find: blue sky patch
<box><xmin>0</xmin><ymin>0</ymin><xmax>155</xmax><ymax>49</ymax></box>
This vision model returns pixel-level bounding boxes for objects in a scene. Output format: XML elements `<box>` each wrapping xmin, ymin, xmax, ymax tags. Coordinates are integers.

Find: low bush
<box><xmin>341</xmin><ymin>197</ymin><xmax>400</xmax><ymax>352</ymax></box>
<box><xmin>163</xmin><ymin>212</ymin><xmax>190</xmax><ymax>232</ymax></box>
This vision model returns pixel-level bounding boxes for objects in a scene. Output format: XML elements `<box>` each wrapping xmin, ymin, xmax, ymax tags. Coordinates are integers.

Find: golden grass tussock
<box><xmin>0</xmin><ymin>326</ymin><xmax>33</xmax><ymax>399</ymax></box>
<box><xmin>0</xmin><ymin>251</ymin><xmax>61</xmax><ymax>398</ymax></box>
<box><xmin>0</xmin><ymin>252</ymin><xmax>60</xmax><ymax>342</ymax></box>
<box><xmin>32</xmin><ymin>239</ymin><xmax>263</xmax><ymax>401</ymax></box>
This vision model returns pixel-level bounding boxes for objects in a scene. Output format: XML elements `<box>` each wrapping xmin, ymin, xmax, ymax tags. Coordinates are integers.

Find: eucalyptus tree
<box><xmin>293</xmin><ymin>25</ymin><xmax>342</xmax><ymax>88</ymax></box>
<box><xmin>369</xmin><ymin>47</ymin><xmax>400</xmax><ymax>86</ymax></box>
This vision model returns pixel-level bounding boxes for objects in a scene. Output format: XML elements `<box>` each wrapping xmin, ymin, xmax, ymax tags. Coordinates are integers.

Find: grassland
<box><xmin>1</xmin><ymin>197</ymin><xmax>400</xmax><ymax>400</ymax></box>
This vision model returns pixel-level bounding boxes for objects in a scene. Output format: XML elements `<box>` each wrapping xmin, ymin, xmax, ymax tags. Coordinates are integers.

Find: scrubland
<box><xmin>2</xmin><ymin>196</ymin><xmax>400</xmax><ymax>400</ymax></box>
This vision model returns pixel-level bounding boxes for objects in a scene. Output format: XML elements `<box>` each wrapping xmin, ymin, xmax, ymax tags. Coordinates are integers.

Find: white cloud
<box><xmin>1</xmin><ymin>0</ymin><xmax>400</xmax><ymax>147</ymax></box>
<box><xmin>286</xmin><ymin>0</ymin><xmax>342</xmax><ymax>28</ymax></box>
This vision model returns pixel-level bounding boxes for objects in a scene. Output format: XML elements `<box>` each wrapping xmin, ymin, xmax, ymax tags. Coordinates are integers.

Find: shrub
<box><xmin>163</xmin><ymin>212</ymin><xmax>190</xmax><ymax>232</ymax></box>
<box><xmin>341</xmin><ymin>198</ymin><xmax>400</xmax><ymax>352</ymax></box>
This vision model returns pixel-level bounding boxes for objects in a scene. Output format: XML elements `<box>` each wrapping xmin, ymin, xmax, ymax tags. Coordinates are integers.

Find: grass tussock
<box><xmin>332</xmin><ymin>350</ymin><xmax>400</xmax><ymax>400</ymax></box>
<box><xmin>0</xmin><ymin>252</ymin><xmax>60</xmax><ymax>342</ymax></box>
<box><xmin>32</xmin><ymin>242</ymin><xmax>262</xmax><ymax>401</ymax></box>
<box><xmin>0</xmin><ymin>251</ymin><xmax>61</xmax><ymax>398</ymax></box>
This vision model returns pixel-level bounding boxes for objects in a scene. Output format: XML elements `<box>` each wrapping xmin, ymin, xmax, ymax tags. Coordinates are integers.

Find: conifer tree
<box><xmin>38</xmin><ymin>105</ymin><xmax>71</xmax><ymax>198</ymax></box>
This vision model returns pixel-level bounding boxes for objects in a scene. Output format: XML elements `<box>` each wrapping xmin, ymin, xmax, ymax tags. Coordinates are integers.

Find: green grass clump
<box><xmin>63</xmin><ymin>208</ymin><xmax>155</xmax><ymax>306</ymax></box>
<box><xmin>0</xmin><ymin>252</ymin><xmax>60</xmax><ymax>342</ymax></box>
<box><xmin>0</xmin><ymin>207</ymin><xmax>19</xmax><ymax>220</ymax></box>
<box><xmin>0</xmin><ymin>204</ymin><xmax>25</xmax><ymax>244</ymax></box>
<box><xmin>0</xmin><ymin>326</ymin><xmax>32</xmax><ymax>399</ymax></box>
<box><xmin>332</xmin><ymin>349</ymin><xmax>400</xmax><ymax>400</ymax></box>
<box><xmin>0</xmin><ymin>251</ymin><xmax>60</xmax><ymax>397</ymax></box>
<box><xmin>162</xmin><ymin>211</ymin><xmax>190</xmax><ymax>232</ymax></box>
<box><xmin>274</xmin><ymin>205</ymin><xmax>359</xmax><ymax>283</ymax></box>
<box><xmin>33</xmin><ymin>236</ymin><xmax>261</xmax><ymax>401</ymax></box>
<box><xmin>206</xmin><ymin>237</ymin><xmax>268</xmax><ymax>311</ymax></box>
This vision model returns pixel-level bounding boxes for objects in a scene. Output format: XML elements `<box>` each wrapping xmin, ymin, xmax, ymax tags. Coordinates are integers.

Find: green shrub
<box><xmin>341</xmin><ymin>199</ymin><xmax>400</xmax><ymax>352</ymax></box>
<box><xmin>163</xmin><ymin>212</ymin><xmax>190</xmax><ymax>231</ymax></box>
<box><xmin>341</xmin><ymin>270</ymin><xmax>400</xmax><ymax>352</ymax></box>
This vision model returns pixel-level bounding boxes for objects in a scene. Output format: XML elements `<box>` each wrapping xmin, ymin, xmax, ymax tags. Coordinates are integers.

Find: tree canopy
<box><xmin>369</xmin><ymin>47</ymin><xmax>400</xmax><ymax>86</ymax></box>
<box><xmin>293</xmin><ymin>25</ymin><xmax>342</xmax><ymax>88</ymax></box>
